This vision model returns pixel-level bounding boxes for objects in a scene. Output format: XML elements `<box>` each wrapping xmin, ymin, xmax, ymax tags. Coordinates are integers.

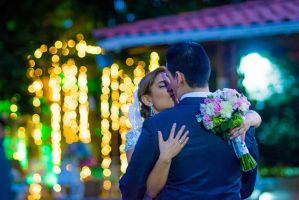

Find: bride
<box><xmin>125</xmin><ymin>67</ymin><xmax>261</xmax><ymax>198</ymax></box>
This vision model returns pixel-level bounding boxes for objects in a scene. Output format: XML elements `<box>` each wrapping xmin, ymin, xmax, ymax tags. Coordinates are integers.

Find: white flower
<box><xmin>220</xmin><ymin>101</ymin><xmax>233</xmax><ymax>119</ymax></box>
<box><xmin>206</xmin><ymin>103</ymin><xmax>215</xmax><ymax>116</ymax></box>
<box><xmin>240</xmin><ymin>103</ymin><xmax>249</xmax><ymax>113</ymax></box>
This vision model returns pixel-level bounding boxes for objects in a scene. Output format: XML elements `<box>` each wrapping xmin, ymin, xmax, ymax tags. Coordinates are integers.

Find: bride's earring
<box><xmin>150</xmin><ymin>105</ymin><xmax>156</xmax><ymax>116</ymax></box>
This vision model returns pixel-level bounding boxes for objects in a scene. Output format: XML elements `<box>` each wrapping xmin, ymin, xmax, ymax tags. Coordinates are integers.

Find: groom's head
<box><xmin>166</xmin><ymin>42</ymin><xmax>211</xmax><ymax>97</ymax></box>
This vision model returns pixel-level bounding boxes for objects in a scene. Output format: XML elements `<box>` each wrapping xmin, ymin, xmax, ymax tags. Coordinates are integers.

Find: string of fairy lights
<box><xmin>100</xmin><ymin>67</ymin><xmax>112</xmax><ymax>191</ymax></box>
<box><xmin>26</xmin><ymin>33</ymin><xmax>100</xmax><ymax>199</ymax></box>
<box><xmin>25</xmin><ymin>34</ymin><xmax>160</xmax><ymax>198</ymax></box>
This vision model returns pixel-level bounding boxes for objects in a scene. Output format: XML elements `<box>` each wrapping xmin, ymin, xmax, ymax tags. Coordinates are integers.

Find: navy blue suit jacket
<box><xmin>119</xmin><ymin>97</ymin><xmax>258</xmax><ymax>200</ymax></box>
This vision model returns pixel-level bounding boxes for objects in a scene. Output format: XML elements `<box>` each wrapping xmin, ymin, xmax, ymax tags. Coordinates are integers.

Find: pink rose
<box><xmin>203</xmin><ymin>114</ymin><xmax>212</xmax><ymax>123</ymax></box>
<box><xmin>214</xmin><ymin>103</ymin><xmax>222</xmax><ymax>115</ymax></box>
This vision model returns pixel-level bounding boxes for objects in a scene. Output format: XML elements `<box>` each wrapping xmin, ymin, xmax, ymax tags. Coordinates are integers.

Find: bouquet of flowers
<box><xmin>196</xmin><ymin>88</ymin><xmax>257</xmax><ymax>172</ymax></box>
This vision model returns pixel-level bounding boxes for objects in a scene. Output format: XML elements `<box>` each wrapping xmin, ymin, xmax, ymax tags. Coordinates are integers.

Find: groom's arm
<box><xmin>119</xmin><ymin>118</ymin><xmax>159</xmax><ymax>199</ymax></box>
<box><xmin>241</xmin><ymin>127</ymin><xmax>259</xmax><ymax>199</ymax></box>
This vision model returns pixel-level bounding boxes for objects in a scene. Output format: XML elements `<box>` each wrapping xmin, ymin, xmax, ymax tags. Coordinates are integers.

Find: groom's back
<box><xmin>151</xmin><ymin>97</ymin><xmax>242</xmax><ymax>200</ymax></box>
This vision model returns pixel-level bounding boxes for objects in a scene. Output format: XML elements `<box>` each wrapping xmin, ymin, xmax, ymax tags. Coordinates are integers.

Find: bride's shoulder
<box><xmin>125</xmin><ymin>128</ymin><xmax>141</xmax><ymax>152</ymax></box>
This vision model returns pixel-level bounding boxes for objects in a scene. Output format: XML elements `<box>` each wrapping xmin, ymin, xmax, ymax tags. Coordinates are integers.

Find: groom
<box><xmin>119</xmin><ymin>42</ymin><xmax>258</xmax><ymax>199</ymax></box>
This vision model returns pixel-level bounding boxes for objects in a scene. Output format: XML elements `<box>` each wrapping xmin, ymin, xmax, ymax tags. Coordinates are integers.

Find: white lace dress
<box><xmin>125</xmin><ymin>128</ymin><xmax>142</xmax><ymax>152</ymax></box>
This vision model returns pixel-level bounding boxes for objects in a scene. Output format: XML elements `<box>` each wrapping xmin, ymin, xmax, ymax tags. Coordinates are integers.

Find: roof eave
<box><xmin>97</xmin><ymin>21</ymin><xmax>299</xmax><ymax>52</ymax></box>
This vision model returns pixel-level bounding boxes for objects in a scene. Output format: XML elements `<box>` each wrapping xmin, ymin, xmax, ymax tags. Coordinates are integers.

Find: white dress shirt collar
<box><xmin>180</xmin><ymin>92</ymin><xmax>211</xmax><ymax>101</ymax></box>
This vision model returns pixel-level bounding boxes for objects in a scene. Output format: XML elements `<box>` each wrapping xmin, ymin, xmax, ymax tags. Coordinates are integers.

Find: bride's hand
<box><xmin>230</xmin><ymin>110</ymin><xmax>261</xmax><ymax>143</ymax></box>
<box><xmin>158</xmin><ymin>123</ymin><xmax>189</xmax><ymax>163</ymax></box>
<box><xmin>229</xmin><ymin>118</ymin><xmax>251</xmax><ymax>143</ymax></box>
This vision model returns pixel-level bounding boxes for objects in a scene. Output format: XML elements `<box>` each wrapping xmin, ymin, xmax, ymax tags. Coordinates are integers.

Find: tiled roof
<box><xmin>93</xmin><ymin>0</ymin><xmax>299</xmax><ymax>51</ymax></box>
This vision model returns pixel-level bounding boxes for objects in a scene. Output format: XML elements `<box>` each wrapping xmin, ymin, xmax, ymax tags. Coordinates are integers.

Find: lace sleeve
<box><xmin>125</xmin><ymin>128</ymin><xmax>141</xmax><ymax>152</ymax></box>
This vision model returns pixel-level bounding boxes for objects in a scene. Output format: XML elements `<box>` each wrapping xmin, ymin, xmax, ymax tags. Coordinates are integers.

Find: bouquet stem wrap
<box><xmin>231</xmin><ymin>135</ymin><xmax>257</xmax><ymax>172</ymax></box>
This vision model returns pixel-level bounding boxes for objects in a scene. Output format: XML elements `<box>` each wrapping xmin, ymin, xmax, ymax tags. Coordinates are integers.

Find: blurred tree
<box><xmin>0</xmin><ymin>0</ymin><xmax>244</xmax><ymax>113</ymax></box>
<box><xmin>237</xmin><ymin>36</ymin><xmax>299</xmax><ymax>167</ymax></box>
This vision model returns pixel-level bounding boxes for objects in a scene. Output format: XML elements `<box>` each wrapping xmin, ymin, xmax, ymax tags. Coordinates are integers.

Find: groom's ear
<box><xmin>175</xmin><ymin>71</ymin><xmax>185</xmax><ymax>86</ymax></box>
<box><xmin>141</xmin><ymin>95</ymin><xmax>153</xmax><ymax>107</ymax></box>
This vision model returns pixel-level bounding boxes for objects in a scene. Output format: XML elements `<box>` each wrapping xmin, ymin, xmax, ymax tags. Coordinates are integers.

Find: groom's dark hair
<box><xmin>166</xmin><ymin>41</ymin><xmax>211</xmax><ymax>88</ymax></box>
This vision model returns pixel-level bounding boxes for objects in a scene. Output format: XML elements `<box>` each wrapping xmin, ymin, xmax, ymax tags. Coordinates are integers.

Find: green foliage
<box><xmin>237</xmin><ymin>39</ymin><xmax>299</xmax><ymax>166</ymax></box>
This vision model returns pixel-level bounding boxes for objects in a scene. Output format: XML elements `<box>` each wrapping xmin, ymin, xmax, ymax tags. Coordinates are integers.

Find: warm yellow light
<box><xmin>35</xmin><ymin>140</ymin><xmax>42</xmax><ymax>146</ymax></box>
<box><xmin>36</xmin><ymin>90</ymin><xmax>43</xmax><ymax>97</ymax></box>
<box><xmin>119</xmin><ymin>144</ymin><xmax>125</xmax><ymax>152</ymax></box>
<box><xmin>33</xmin><ymin>97</ymin><xmax>41</xmax><ymax>107</ymax></box>
<box><xmin>102</xmin><ymin>77</ymin><xmax>110</xmax><ymax>87</ymax></box>
<box><xmin>62</xmin><ymin>48</ymin><xmax>69</xmax><ymax>56</ymax></box>
<box><xmin>27</xmin><ymin>68</ymin><xmax>35</xmax><ymax>78</ymax></box>
<box><xmin>111</xmin><ymin>82</ymin><xmax>119</xmax><ymax>90</ymax></box>
<box><xmin>76</xmin><ymin>40</ymin><xmax>87</xmax><ymax>52</ymax></box>
<box><xmin>13</xmin><ymin>152</ymin><xmax>19</xmax><ymax>160</ymax></box>
<box><xmin>103</xmin><ymin>169</ymin><xmax>111</xmax><ymax>177</ymax></box>
<box><xmin>101</xmin><ymin>158</ymin><xmax>112</xmax><ymax>169</ymax></box>
<box><xmin>119</xmin><ymin>83</ymin><xmax>125</xmax><ymax>91</ymax></box>
<box><xmin>111</xmin><ymin>64</ymin><xmax>119</xmax><ymax>78</ymax></box>
<box><xmin>103</xmin><ymin>67</ymin><xmax>110</xmax><ymax>75</ymax></box>
<box><xmin>54</xmin><ymin>41</ymin><xmax>63</xmax><ymax>49</ymax></box>
<box><xmin>33</xmin><ymin>80</ymin><xmax>43</xmax><ymax>91</ymax></box>
<box><xmin>150</xmin><ymin>52</ymin><xmax>159</xmax><ymax>60</ymax></box>
<box><xmin>53</xmin><ymin>67</ymin><xmax>61</xmax><ymax>75</ymax></box>
<box><xmin>33</xmin><ymin>173</ymin><xmax>41</xmax><ymax>183</ymax></box>
<box><xmin>52</xmin><ymin>55</ymin><xmax>60</xmax><ymax>63</ymax></box>
<box><xmin>40</xmin><ymin>44</ymin><xmax>48</xmax><ymax>52</ymax></box>
<box><xmin>103</xmin><ymin>180</ymin><xmax>112</xmax><ymax>190</ymax></box>
<box><xmin>34</xmin><ymin>49</ymin><xmax>42</xmax><ymax>58</ymax></box>
<box><xmin>81</xmin><ymin>166</ymin><xmax>91</xmax><ymax>177</ymax></box>
<box><xmin>78</xmin><ymin>51</ymin><xmax>86</xmax><ymax>58</ymax></box>
<box><xmin>67</xmin><ymin>40</ymin><xmax>76</xmax><ymax>48</ymax></box>
<box><xmin>112</xmin><ymin>122</ymin><xmax>120</xmax><ymax>131</ymax></box>
<box><xmin>10</xmin><ymin>113</ymin><xmax>17</xmax><ymax>119</ymax></box>
<box><xmin>138</xmin><ymin>61</ymin><xmax>146</xmax><ymax>67</ymax></box>
<box><xmin>133</xmin><ymin>77</ymin><xmax>142</xmax><ymax>85</ymax></box>
<box><xmin>124</xmin><ymin>77</ymin><xmax>132</xmax><ymax>84</ymax></box>
<box><xmin>18</xmin><ymin>127</ymin><xmax>26</xmax><ymax>138</ymax></box>
<box><xmin>76</xmin><ymin>33</ymin><xmax>84</xmax><ymax>40</ymax></box>
<box><xmin>49</xmin><ymin>47</ymin><xmax>58</xmax><ymax>54</ymax></box>
<box><xmin>121</xmin><ymin>163</ymin><xmax>128</xmax><ymax>173</ymax></box>
<box><xmin>28</xmin><ymin>85</ymin><xmax>35</xmax><ymax>93</ymax></box>
<box><xmin>28</xmin><ymin>60</ymin><xmax>35</xmax><ymax>67</ymax></box>
<box><xmin>29</xmin><ymin>183</ymin><xmax>42</xmax><ymax>194</ymax></box>
<box><xmin>35</xmin><ymin>68</ymin><xmax>43</xmax><ymax>77</ymax></box>
<box><xmin>10</xmin><ymin>104</ymin><xmax>18</xmax><ymax>112</ymax></box>
<box><xmin>101</xmin><ymin>146</ymin><xmax>111</xmax><ymax>156</ymax></box>
<box><xmin>95</xmin><ymin>46</ymin><xmax>102</xmax><ymax>54</ymax></box>
<box><xmin>33</xmin><ymin>129</ymin><xmax>42</xmax><ymax>139</ymax></box>
<box><xmin>126</xmin><ymin>58</ymin><xmax>134</xmax><ymax>66</ymax></box>
<box><xmin>32</xmin><ymin>114</ymin><xmax>40</xmax><ymax>123</ymax></box>
<box><xmin>53</xmin><ymin>184</ymin><xmax>61</xmax><ymax>193</ymax></box>
<box><xmin>119</xmin><ymin>93</ymin><xmax>128</xmax><ymax>103</ymax></box>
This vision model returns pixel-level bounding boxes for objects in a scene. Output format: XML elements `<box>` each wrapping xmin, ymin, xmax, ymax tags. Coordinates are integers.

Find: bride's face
<box><xmin>150</xmin><ymin>72</ymin><xmax>175</xmax><ymax>113</ymax></box>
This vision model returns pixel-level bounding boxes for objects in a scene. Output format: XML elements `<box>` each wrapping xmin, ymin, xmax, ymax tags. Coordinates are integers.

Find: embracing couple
<box><xmin>119</xmin><ymin>42</ymin><xmax>260</xmax><ymax>200</ymax></box>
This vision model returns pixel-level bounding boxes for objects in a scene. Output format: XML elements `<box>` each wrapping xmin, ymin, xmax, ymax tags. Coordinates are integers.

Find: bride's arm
<box><xmin>146</xmin><ymin>124</ymin><xmax>189</xmax><ymax>198</ymax></box>
<box><xmin>125</xmin><ymin>129</ymin><xmax>140</xmax><ymax>163</ymax></box>
<box><xmin>245</xmin><ymin>110</ymin><xmax>262</xmax><ymax>128</ymax></box>
<box><xmin>126</xmin><ymin>149</ymin><xmax>134</xmax><ymax>163</ymax></box>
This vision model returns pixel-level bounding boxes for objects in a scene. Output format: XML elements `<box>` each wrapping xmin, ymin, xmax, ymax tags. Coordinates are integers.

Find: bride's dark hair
<box><xmin>137</xmin><ymin>67</ymin><xmax>167</xmax><ymax>118</ymax></box>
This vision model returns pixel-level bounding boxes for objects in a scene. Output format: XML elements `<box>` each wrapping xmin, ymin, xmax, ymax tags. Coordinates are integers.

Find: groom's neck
<box><xmin>178</xmin><ymin>86</ymin><xmax>210</xmax><ymax>99</ymax></box>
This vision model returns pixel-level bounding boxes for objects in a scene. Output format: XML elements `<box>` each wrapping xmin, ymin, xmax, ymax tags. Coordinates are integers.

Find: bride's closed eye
<box><xmin>158</xmin><ymin>81</ymin><xmax>167</xmax><ymax>88</ymax></box>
